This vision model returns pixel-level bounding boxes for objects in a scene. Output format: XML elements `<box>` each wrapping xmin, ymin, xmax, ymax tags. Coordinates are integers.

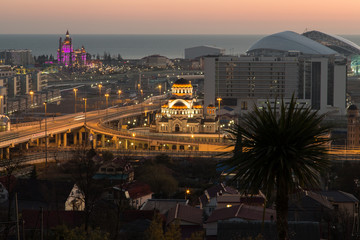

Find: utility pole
<box><xmin>15</xmin><ymin>193</ymin><xmax>20</xmax><ymax>240</ymax></box>
<box><xmin>44</xmin><ymin>101</ymin><xmax>48</xmax><ymax>169</ymax></box>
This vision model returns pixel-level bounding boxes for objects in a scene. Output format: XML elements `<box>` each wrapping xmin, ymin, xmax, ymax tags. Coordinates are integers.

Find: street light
<box><xmin>158</xmin><ymin>84</ymin><xmax>162</xmax><ymax>95</ymax></box>
<box><xmin>217</xmin><ymin>97</ymin><xmax>222</xmax><ymax>140</ymax></box>
<box><xmin>98</xmin><ymin>84</ymin><xmax>102</xmax><ymax>96</ymax></box>
<box><xmin>73</xmin><ymin>88</ymin><xmax>78</xmax><ymax>113</ymax></box>
<box><xmin>0</xmin><ymin>96</ymin><xmax>3</xmax><ymax>115</ymax></box>
<box><xmin>43</xmin><ymin>101</ymin><xmax>48</xmax><ymax>169</ymax></box>
<box><xmin>117</xmin><ymin>90</ymin><xmax>122</xmax><ymax>99</ymax></box>
<box><xmin>105</xmin><ymin>93</ymin><xmax>109</xmax><ymax>108</ymax></box>
<box><xmin>83</xmin><ymin>98</ymin><xmax>87</xmax><ymax>124</ymax></box>
<box><xmin>98</xmin><ymin>84</ymin><xmax>103</xmax><ymax>110</ymax></box>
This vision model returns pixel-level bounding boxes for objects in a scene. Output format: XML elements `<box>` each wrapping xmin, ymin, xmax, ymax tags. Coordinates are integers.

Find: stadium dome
<box><xmin>303</xmin><ymin>30</ymin><xmax>360</xmax><ymax>56</ymax></box>
<box><xmin>247</xmin><ymin>31</ymin><xmax>338</xmax><ymax>56</ymax></box>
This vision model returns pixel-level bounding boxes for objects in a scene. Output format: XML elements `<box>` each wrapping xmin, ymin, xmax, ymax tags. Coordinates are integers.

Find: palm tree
<box><xmin>220</xmin><ymin>96</ymin><xmax>331</xmax><ymax>240</ymax></box>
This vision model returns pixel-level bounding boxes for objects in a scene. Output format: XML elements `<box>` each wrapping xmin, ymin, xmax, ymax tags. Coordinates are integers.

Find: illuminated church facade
<box><xmin>57</xmin><ymin>30</ymin><xmax>87</xmax><ymax>67</ymax></box>
<box><xmin>155</xmin><ymin>78</ymin><xmax>218</xmax><ymax>134</ymax></box>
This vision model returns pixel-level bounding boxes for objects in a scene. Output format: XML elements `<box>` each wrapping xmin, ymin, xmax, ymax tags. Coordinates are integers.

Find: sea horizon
<box><xmin>1</xmin><ymin>34</ymin><xmax>360</xmax><ymax>59</ymax></box>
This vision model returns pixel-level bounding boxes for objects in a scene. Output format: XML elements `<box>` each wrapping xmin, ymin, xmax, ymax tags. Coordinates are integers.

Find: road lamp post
<box><xmin>217</xmin><ymin>97</ymin><xmax>222</xmax><ymax>140</ymax></box>
<box><xmin>98</xmin><ymin>84</ymin><xmax>103</xmax><ymax>109</ymax></box>
<box><xmin>0</xmin><ymin>96</ymin><xmax>3</xmax><ymax>115</ymax></box>
<box><xmin>158</xmin><ymin>84</ymin><xmax>162</xmax><ymax>95</ymax></box>
<box><xmin>43</xmin><ymin>101</ymin><xmax>48</xmax><ymax>169</ymax></box>
<box><xmin>73</xmin><ymin>88</ymin><xmax>78</xmax><ymax>113</ymax></box>
<box><xmin>83</xmin><ymin>98</ymin><xmax>87</xmax><ymax>124</ymax></box>
<box><xmin>117</xmin><ymin>90</ymin><xmax>122</xmax><ymax>99</ymax></box>
<box><xmin>105</xmin><ymin>93</ymin><xmax>109</xmax><ymax>108</ymax></box>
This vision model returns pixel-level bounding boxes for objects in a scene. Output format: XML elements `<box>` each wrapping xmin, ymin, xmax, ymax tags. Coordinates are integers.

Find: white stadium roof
<box><xmin>247</xmin><ymin>31</ymin><xmax>338</xmax><ymax>55</ymax></box>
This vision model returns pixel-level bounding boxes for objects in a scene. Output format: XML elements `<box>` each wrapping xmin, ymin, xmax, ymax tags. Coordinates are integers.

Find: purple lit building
<box><xmin>57</xmin><ymin>30</ymin><xmax>87</xmax><ymax>67</ymax></box>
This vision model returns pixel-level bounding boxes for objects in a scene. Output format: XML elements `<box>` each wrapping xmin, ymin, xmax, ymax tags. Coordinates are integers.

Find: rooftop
<box><xmin>247</xmin><ymin>31</ymin><xmax>338</xmax><ymax>55</ymax></box>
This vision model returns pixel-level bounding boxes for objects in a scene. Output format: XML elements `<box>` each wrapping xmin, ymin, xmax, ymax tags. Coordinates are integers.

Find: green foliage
<box><xmin>164</xmin><ymin>221</ymin><xmax>181</xmax><ymax>240</ymax></box>
<box><xmin>138</xmin><ymin>164</ymin><xmax>178</xmax><ymax>197</ymax></box>
<box><xmin>30</xmin><ymin>165</ymin><xmax>37</xmax><ymax>179</ymax></box>
<box><xmin>101</xmin><ymin>151</ymin><xmax>114</xmax><ymax>162</ymax></box>
<box><xmin>185</xmin><ymin>231</ymin><xmax>204</xmax><ymax>240</ymax></box>
<box><xmin>155</xmin><ymin>154</ymin><xmax>172</xmax><ymax>165</ymax></box>
<box><xmin>52</xmin><ymin>225</ymin><xmax>109</xmax><ymax>240</ymax></box>
<box><xmin>145</xmin><ymin>213</ymin><xmax>165</xmax><ymax>240</ymax></box>
<box><xmin>221</xmin><ymin>96</ymin><xmax>331</xmax><ymax>240</ymax></box>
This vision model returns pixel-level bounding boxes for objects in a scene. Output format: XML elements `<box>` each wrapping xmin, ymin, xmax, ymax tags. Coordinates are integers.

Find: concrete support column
<box><xmin>79</xmin><ymin>132</ymin><xmax>83</xmax><ymax>145</ymax></box>
<box><xmin>63</xmin><ymin>133</ymin><xmax>67</xmax><ymax>147</ymax></box>
<box><xmin>36</xmin><ymin>139</ymin><xmax>40</xmax><ymax>146</ymax></box>
<box><xmin>25</xmin><ymin>143</ymin><xmax>29</xmax><ymax>150</ymax></box>
<box><xmin>92</xmin><ymin>134</ymin><xmax>97</xmax><ymax>149</ymax></box>
<box><xmin>101</xmin><ymin>135</ymin><xmax>105</xmax><ymax>148</ymax></box>
<box><xmin>125</xmin><ymin>139</ymin><xmax>128</xmax><ymax>150</ymax></box>
<box><xmin>114</xmin><ymin>137</ymin><xmax>119</xmax><ymax>149</ymax></box>
<box><xmin>56</xmin><ymin>134</ymin><xmax>61</xmax><ymax>147</ymax></box>
<box><xmin>5</xmin><ymin>147</ymin><xmax>10</xmax><ymax>159</ymax></box>
<box><xmin>0</xmin><ymin>148</ymin><xmax>3</xmax><ymax>159</ymax></box>
<box><xmin>73</xmin><ymin>132</ymin><xmax>78</xmax><ymax>145</ymax></box>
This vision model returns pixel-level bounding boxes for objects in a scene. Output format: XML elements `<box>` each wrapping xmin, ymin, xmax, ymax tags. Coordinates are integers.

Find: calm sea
<box><xmin>1</xmin><ymin>34</ymin><xmax>360</xmax><ymax>59</ymax></box>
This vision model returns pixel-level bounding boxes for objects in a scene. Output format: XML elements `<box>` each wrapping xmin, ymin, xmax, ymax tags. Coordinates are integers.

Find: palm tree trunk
<box><xmin>276</xmin><ymin>182</ymin><xmax>289</xmax><ymax>240</ymax></box>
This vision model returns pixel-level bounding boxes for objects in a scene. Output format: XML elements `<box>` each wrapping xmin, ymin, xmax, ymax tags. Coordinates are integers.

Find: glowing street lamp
<box><xmin>83</xmin><ymin>98</ymin><xmax>87</xmax><ymax>124</ymax></box>
<box><xmin>98</xmin><ymin>84</ymin><xmax>102</xmax><ymax>96</ymax></box>
<box><xmin>105</xmin><ymin>93</ymin><xmax>109</xmax><ymax>108</ymax></box>
<box><xmin>0</xmin><ymin>96</ymin><xmax>3</xmax><ymax>114</ymax></box>
<box><xmin>29</xmin><ymin>90</ymin><xmax>34</xmax><ymax>107</ymax></box>
<box><xmin>217</xmin><ymin>97</ymin><xmax>222</xmax><ymax>139</ymax></box>
<box><xmin>73</xmin><ymin>88</ymin><xmax>78</xmax><ymax>113</ymax></box>
<box><xmin>117</xmin><ymin>90</ymin><xmax>122</xmax><ymax>99</ymax></box>
<box><xmin>158</xmin><ymin>84</ymin><xmax>162</xmax><ymax>95</ymax></box>
<box><xmin>140</xmin><ymin>89</ymin><xmax>143</xmax><ymax>97</ymax></box>
<box><xmin>43</xmin><ymin>101</ymin><xmax>48</xmax><ymax>169</ymax></box>
<box><xmin>217</xmin><ymin>97</ymin><xmax>222</xmax><ymax>115</ymax></box>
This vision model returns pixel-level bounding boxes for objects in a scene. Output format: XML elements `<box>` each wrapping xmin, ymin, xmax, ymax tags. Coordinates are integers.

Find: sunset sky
<box><xmin>2</xmin><ymin>0</ymin><xmax>359</xmax><ymax>34</ymax></box>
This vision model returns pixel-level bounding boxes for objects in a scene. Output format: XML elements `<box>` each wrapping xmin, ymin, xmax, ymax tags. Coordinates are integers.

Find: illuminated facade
<box><xmin>57</xmin><ymin>31</ymin><xmax>87</xmax><ymax>67</ymax></box>
<box><xmin>155</xmin><ymin>78</ymin><xmax>218</xmax><ymax>134</ymax></box>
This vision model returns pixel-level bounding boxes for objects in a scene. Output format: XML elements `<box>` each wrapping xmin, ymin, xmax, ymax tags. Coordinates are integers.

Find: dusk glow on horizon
<box><xmin>2</xmin><ymin>0</ymin><xmax>360</xmax><ymax>34</ymax></box>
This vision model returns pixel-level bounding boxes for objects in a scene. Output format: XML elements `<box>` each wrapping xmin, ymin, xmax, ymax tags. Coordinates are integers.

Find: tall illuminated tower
<box><xmin>57</xmin><ymin>30</ymin><xmax>75</xmax><ymax>67</ymax></box>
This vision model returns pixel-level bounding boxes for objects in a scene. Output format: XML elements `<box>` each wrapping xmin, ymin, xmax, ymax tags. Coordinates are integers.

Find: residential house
<box><xmin>0</xmin><ymin>175</ymin><xmax>16</xmax><ymax>204</ymax></box>
<box><xmin>205</xmin><ymin>204</ymin><xmax>276</xmax><ymax>236</ymax></box>
<box><xmin>288</xmin><ymin>190</ymin><xmax>334</xmax><ymax>239</ymax></box>
<box><xmin>65</xmin><ymin>184</ymin><xmax>85</xmax><ymax>211</ymax></box>
<box><xmin>141</xmin><ymin>199</ymin><xmax>188</xmax><ymax>214</ymax></box>
<box><xmin>199</xmin><ymin>183</ymin><xmax>265</xmax><ymax>216</ymax></box>
<box><xmin>318</xmin><ymin>190</ymin><xmax>359</xmax><ymax>235</ymax></box>
<box><xmin>93</xmin><ymin>157</ymin><xmax>134</xmax><ymax>183</ymax></box>
<box><xmin>15</xmin><ymin>179</ymin><xmax>74</xmax><ymax>211</ymax></box>
<box><xmin>199</xmin><ymin>183</ymin><xmax>238</xmax><ymax>216</ymax></box>
<box><xmin>112</xmin><ymin>181</ymin><xmax>153</xmax><ymax>209</ymax></box>
<box><xmin>166</xmin><ymin>203</ymin><xmax>203</xmax><ymax>239</ymax></box>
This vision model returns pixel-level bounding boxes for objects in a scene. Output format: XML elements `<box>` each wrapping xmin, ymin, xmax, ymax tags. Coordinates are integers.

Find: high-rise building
<box><xmin>204</xmin><ymin>31</ymin><xmax>347</xmax><ymax>115</ymax></box>
<box><xmin>0</xmin><ymin>50</ymin><xmax>34</xmax><ymax>66</ymax></box>
<box><xmin>57</xmin><ymin>30</ymin><xmax>86</xmax><ymax>67</ymax></box>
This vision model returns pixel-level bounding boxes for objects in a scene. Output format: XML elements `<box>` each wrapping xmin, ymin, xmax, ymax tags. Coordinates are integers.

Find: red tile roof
<box><xmin>166</xmin><ymin>204</ymin><xmax>203</xmax><ymax>225</ymax></box>
<box><xmin>122</xmin><ymin>181</ymin><xmax>153</xmax><ymax>199</ymax></box>
<box><xmin>206</xmin><ymin>204</ymin><xmax>275</xmax><ymax>223</ymax></box>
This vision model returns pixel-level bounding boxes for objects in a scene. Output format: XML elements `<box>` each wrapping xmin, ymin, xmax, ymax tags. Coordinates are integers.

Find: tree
<box><xmin>145</xmin><ymin>213</ymin><xmax>165</xmax><ymax>240</ymax></box>
<box><xmin>220</xmin><ymin>96</ymin><xmax>331</xmax><ymax>240</ymax></box>
<box><xmin>63</xmin><ymin>147</ymin><xmax>103</xmax><ymax>233</ymax></box>
<box><xmin>52</xmin><ymin>225</ymin><xmax>109</xmax><ymax>240</ymax></box>
<box><xmin>1</xmin><ymin>149</ymin><xmax>22</xmax><ymax>240</ymax></box>
<box><xmin>164</xmin><ymin>221</ymin><xmax>181</xmax><ymax>240</ymax></box>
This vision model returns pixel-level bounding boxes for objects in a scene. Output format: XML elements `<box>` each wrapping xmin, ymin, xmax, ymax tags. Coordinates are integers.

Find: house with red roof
<box><xmin>205</xmin><ymin>204</ymin><xmax>275</xmax><ymax>236</ymax></box>
<box><xmin>199</xmin><ymin>183</ymin><xmax>266</xmax><ymax>217</ymax></box>
<box><xmin>112</xmin><ymin>181</ymin><xmax>153</xmax><ymax>209</ymax></box>
<box><xmin>166</xmin><ymin>203</ymin><xmax>204</xmax><ymax>239</ymax></box>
